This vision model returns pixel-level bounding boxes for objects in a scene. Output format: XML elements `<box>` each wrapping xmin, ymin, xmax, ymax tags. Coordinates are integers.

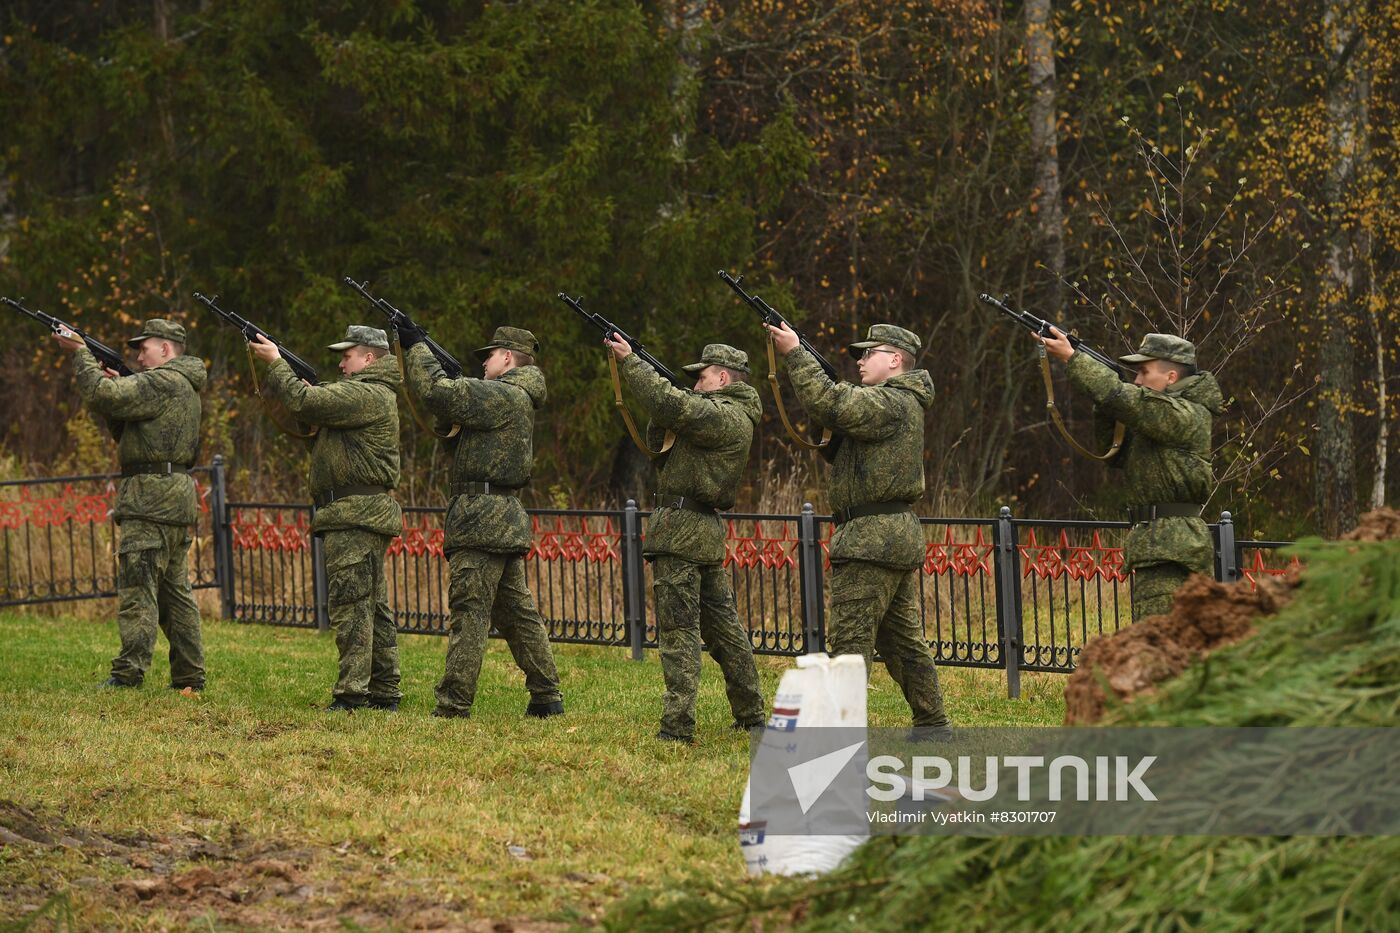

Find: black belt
<box><xmin>452</xmin><ymin>480</ymin><xmax>524</xmax><ymax>498</ymax></box>
<box><xmin>1125</xmin><ymin>502</ymin><xmax>1203</xmax><ymax>524</ymax></box>
<box><xmin>314</xmin><ymin>485</ymin><xmax>390</xmax><ymax>508</ymax></box>
<box><xmin>121</xmin><ymin>462</ymin><xmax>190</xmax><ymax>477</ymax></box>
<box><xmin>832</xmin><ymin>502</ymin><xmax>913</xmax><ymax>525</ymax></box>
<box><xmin>653</xmin><ymin>493</ymin><xmax>717</xmax><ymax>515</ymax></box>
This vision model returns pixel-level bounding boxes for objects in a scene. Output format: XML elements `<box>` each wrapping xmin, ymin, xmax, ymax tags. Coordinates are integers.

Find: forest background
<box><xmin>0</xmin><ymin>0</ymin><xmax>1394</xmax><ymax>540</ymax></box>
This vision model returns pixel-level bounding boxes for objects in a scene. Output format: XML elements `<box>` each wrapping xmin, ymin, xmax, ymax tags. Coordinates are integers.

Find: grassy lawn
<box><xmin>0</xmin><ymin>610</ymin><xmax>1066</xmax><ymax>930</ymax></box>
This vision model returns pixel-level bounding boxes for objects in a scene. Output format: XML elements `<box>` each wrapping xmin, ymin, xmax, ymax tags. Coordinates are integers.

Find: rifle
<box><xmin>3</xmin><ymin>296</ymin><xmax>133</xmax><ymax>376</ymax></box>
<box><xmin>193</xmin><ymin>291</ymin><xmax>321</xmax><ymax>384</ymax></box>
<box><xmin>193</xmin><ymin>291</ymin><xmax>319</xmax><ymax>438</ymax></box>
<box><xmin>977</xmin><ymin>292</ymin><xmax>1126</xmax><ymax>460</ymax></box>
<box><xmin>560</xmin><ymin>292</ymin><xmax>680</xmax><ymax>458</ymax></box>
<box><xmin>342</xmin><ymin>277</ymin><xmax>463</xmax><ymax>379</ymax></box>
<box><xmin>977</xmin><ymin>293</ymin><xmax>1134</xmax><ymax>378</ymax></box>
<box><xmin>559</xmin><ymin>292</ymin><xmax>685</xmax><ymax>388</ymax></box>
<box><xmin>719</xmin><ymin>271</ymin><xmax>838</xmax><ymax>381</ymax></box>
<box><xmin>718</xmin><ymin>270</ymin><xmax>840</xmax><ymax>457</ymax></box>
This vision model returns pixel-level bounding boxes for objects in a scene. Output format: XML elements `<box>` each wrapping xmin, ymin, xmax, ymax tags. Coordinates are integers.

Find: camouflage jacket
<box><xmin>1067</xmin><ymin>352</ymin><xmax>1225</xmax><ymax>574</ymax></box>
<box><xmin>74</xmin><ymin>349</ymin><xmax>206</xmax><ymax>527</ymax></box>
<box><xmin>404</xmin><ymin>343</ymin><xmax>544</xmax><ymax>555</ymax></box>
<box><xmin>262</xmin><ymin>355</ymin><xmax>402</xmax><ymax>538</ymax></box>
<box><xmin>786</xmin><ymin>348</ymin><xmax>934</xmax><ymax>569</ymax></box>
<box><xmin>622</xmin><ymin>354</ymin><xmax>762</xmax><ymax>564</ymax></box>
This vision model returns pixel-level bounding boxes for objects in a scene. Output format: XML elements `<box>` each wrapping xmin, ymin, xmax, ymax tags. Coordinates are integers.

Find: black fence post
<box><xmin>621</xmin><ymin>499</ymin><xmax>647</xmax><ymax>660</ymax></box>
<box><xmin>310</xmin><ymin>505</ymin><xmax>330</xmax><ymax>632</ymax></box>
<box><xmin>993</xmin><ymin>506</ymin><xmax>1023</xmax><ymax>700</ymax></box>
<box><xmin>797</xmin><ymin>502</ymin><xmax>826</xmax><ymax>654</ymax></box>
<box><xmin>1216</xmin><ymin>510</ymin><xmax>1239</xmax><ymax>583</ymax></box>
<box><xmin>209</xmin><ymin>455</ymin><xmax>236</xmax><ymax>620</ymax></box>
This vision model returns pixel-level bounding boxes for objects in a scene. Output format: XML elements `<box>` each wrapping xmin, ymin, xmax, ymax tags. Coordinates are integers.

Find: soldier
<box><xmin>53</xmin><ymin>319</ymin><xmax>207</xmax><ymax>692</ymax></box>
<box><xmin>395</xmin><ymin>323</ymin><xmax>564</xmax><ymax>720</ymax></box>
<box><xmin>249</xmin><ymin>326</ymin><xmax>403</xmax><ymax>712</ymax></box>
<box><xmin>602</xmin><ymin>338</ymin><xmax>766</xmax><ymax>744</ymax></box>
<box><xmin>766</xmin><ymin>321</ymin><xmax>951</xmax><ymax>735</ymax></box>
<box><xmin>1035</xmin><ymin>328</ymin><xmax>1224</xmax><ymax>620</ymax></box>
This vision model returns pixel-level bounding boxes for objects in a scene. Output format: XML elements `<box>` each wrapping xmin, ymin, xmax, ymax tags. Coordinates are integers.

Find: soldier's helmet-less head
<box><xmin>327</xmin><ymin>325</ymin><xmax>390</xmax><ymax>353</ymax></box>
<box><xmin>474</xmin><ymin>326</ymin><xmax>540</xmax><ymax>363</ymax></box>
<box><xmin>681</xmin><ymin>343</ymin><xmax>750</xmax><ymax>376</ymax></box>
<box><xmin>1118</xmin><ymin>334</ymin><xmax>1197</xmax><ymax>368</ymax></box>
<box><xmin>126</xmin><ymin>318</ymin><xmax>187</xmax><ymax>348</ymax></box>
<box><xmin>847</xmin><ymin>323</ymin><xmax>922</xmax><ymax>362</ymax></box>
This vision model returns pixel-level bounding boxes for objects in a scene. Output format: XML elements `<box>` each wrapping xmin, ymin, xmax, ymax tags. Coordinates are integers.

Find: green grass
<box><xmin>0</xmin><ymin>611</ymin><xmax>1064</xmax><ymax>929</ymax></box>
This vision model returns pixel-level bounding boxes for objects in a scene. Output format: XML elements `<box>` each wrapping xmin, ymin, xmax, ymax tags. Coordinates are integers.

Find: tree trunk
<box><xmin>1314</xmin><ymin>0</ymin><xmax>1366</xmax><ymax>536</ymax></box>
<box><xmin>1024</xmin><ymin>0</ymin><xmax>1065</xmax><ymax>315</ymax></box>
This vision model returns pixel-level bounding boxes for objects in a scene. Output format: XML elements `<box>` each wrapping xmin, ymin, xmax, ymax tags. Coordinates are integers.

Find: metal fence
<box><xmin>2</xmin><ymin>456</ymin><xmax>1301</xmax><ymax>697</ymax></box>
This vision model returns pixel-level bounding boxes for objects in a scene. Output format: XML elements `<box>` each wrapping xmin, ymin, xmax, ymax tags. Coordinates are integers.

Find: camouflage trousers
<box><xmin>828</xmin><ymin>561</ymin><xmax>949</xmax><ymax>728</ymax></box>
<box><xmin>435</xmin><ymin>549</ymin><xmax>562</xmax><ymax>717</ymax></box>
<box><xmin>1131</xmin><ymin>561</ymin><xmax>1192</xmax><ymax>622</ymax></box>
<box><xmin>111</xmin><ymin>519</ymin><xmax>204</xmax><ymax>688</ymax></box>
<box><xmin>652</xmin><ymin>555</ymin><xmax>765</xmax><ymax>739</ymax></box>
<box><xmin>322</xmin><ymin>529</ymin><xmax>400</xmax><ymax>706</ymax></box>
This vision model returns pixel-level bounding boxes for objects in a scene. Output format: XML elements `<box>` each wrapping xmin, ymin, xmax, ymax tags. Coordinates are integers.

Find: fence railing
<box><xmin>2</xmin><ymin>456</ymin><xmax>1301</xmax><ymax>698</ymax></box>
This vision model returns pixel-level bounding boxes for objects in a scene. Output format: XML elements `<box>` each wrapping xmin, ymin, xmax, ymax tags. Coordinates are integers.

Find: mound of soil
<box><xmin>1064</xmin><ymin>573</ymin><xmax>1296</xmax><ymax>724</ymax></box>
<box><xmin>1340</xmin><ymin>507</ymin><xmax>1400</xmax><ymax>541</ymax></box>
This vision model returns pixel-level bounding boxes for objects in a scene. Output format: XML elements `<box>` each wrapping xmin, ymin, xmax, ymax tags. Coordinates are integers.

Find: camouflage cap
<box><xmin>1119</xmin><ymin>333</ymin><xmax>1197</xmax><ymax>367</ymax></box>
<box><xmin>847</xmin><ymin>323</ymin><xmax>921</xmax><ymax>361</ymax></box>
<box><xmin>681</xmin><ymin>343</ymin><xmax>750</xmax><ymax>375</ymax></box>
<box><xmin>327</xmin><ymin>325</ymin><xmax>390</xmax><ymax>352</ymax></box>
<box><xmin>126</xmin><ymin>318</ymin><xmax>186</xmax><ymax>347</ymax></box>
<box><xmin>474</xmin><ymin>325</ymin><xmax>540</xmax><ymax>361</ymax></box>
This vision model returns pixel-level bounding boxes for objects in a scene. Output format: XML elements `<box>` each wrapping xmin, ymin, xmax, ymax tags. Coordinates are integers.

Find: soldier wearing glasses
<box><xmin>767</xmin><ymin>322</ymin><xmax>951</xmax><ymax>737</ymax></box>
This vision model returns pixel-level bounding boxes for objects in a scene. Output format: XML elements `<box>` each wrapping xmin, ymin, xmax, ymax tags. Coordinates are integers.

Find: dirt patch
<box><xmin>0</xmin><ymin>801</ymin><xmax>567</xmax><ymax>931</ymax></box>
<box><xmin>1064</xmin><ymin>573</ymin><xmax>1296</xmax><ymax>724</ymax></box>
<box><xmin>1340</xmin><ymin>507</ymin><xmax>1400</xmax><ymax>541</ymax></box>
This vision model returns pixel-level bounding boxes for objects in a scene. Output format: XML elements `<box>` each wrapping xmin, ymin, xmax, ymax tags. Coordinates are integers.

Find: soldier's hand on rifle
<box><xmin>603</xmin><ymin>333</ymin><xmax>632</xmax><ymax>360</ymax></box>
<box><xmin>1032</xmin><ymin>325</ymin><xmax>1075</xmax><ymax>363</ymax></box>
<box><xmin>395</xmin><ymin>322</ymin><xmax>426</xmax><ymax>350</ymax></box>
<box><xmin>765</xmin><ymin>321</ymin><xmax>800</xmax><ymax>355</ymax></box>
<box><xmin>52</xmin><ymin>326</ymin><xmax>83</xmax><ymax>353</ymax></box>
<box><xmin>248</xmin><ymin>333</ymin><xmax>282</xmax><ymax>364</ymax></box>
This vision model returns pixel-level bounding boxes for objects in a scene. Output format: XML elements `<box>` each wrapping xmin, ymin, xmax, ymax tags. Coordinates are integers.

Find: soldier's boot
<box><xmin>325</xmin><ymin>699</ymin><xmax>358</xmax><ymax>713</ymax></box>
<box><xmin>526</xmin><ymin>700</ymin><xmax>564</xmax><ymax>718</ymax></box>
<box><xmin>365</xmin><ymin>697</ymin><xmax>399</xmax><ymax>712</ymax></box>
<box><xmin>101</xmin><ymin>677</ymin><xmax>139</xmax><ymax>689</ymax></box>
<box><xmin>657</xmin><ymin>730</ymin><xmax>694</xmax><ymax>745</ymax></box>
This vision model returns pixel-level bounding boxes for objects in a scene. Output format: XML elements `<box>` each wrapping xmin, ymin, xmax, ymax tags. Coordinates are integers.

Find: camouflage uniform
<box><xmin>621</xmin><ymin>344</ymin><xmax>766</xmax><ymax>741</ymax></box>
<box><xmin>262</xmin><ymin>325</ymin><xmax>403</xmax><ymax>708</ymax></box>
<box><xmin>75</xmin><ymin>319</ymin><xmax>206</xmax><ymax>689</ymax></box>
<box><xmin>783</xmin><ymin>324</ymin><xmax>949</xmax><ymax>729</ymax></box>
<box><xmin>1066</xmin><ymin>333</ymin><xmax>1224</xmax><ymax>620</ymax></box>
<box><xmin>402</xmin><ymin>327</ymin><xmax>562</xmax><ymax>718</ymax></box>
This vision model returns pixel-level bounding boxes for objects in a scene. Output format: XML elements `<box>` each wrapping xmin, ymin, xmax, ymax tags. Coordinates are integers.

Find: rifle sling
<box><xmin>246</xmin><ymin>343</ymin><xmax>319</xmax><ymax>439</ymax></box>
<box><xmin>766</xmin><ymin>335</ymin><xmax>834</xmax><ymax>451</ymax></box>
<box><xmin>1038</xmin><ymin>346</ymin><xmax>1124</xmax><ymax>461</ymax></box>
<box><xmin>390</xmin><ymin>333</ymin><xmax>460</xmax><ymax>440</ymax></box>
<box><xmin>607</xmin><ymin>352</ymin><xmax>674</xmax><ymax>459</ymax></box>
